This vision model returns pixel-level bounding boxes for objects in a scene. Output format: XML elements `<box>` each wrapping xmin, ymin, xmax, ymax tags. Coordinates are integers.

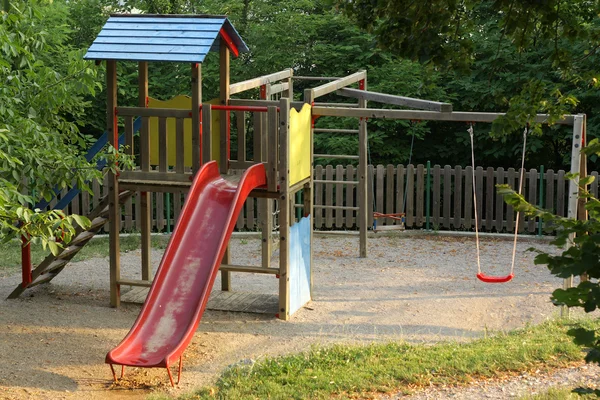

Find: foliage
<box><xmin>0</xmin><ymin>1</ymin><xmax>115</xmax><ymax>252</ymax></box>
<box><xmin>498</xmin><ymin>152</ymin><xmax>600</xmax><ymax>393</ymax></box>
<box><xmin>152</xmin><ymin>319</ymin><xmax>593</xmax><ymax>400</ymax></box>
<box><xmin>340</xmin><ymin>0</ymin><xmax>599</xmax><ymax>168</ymax></box>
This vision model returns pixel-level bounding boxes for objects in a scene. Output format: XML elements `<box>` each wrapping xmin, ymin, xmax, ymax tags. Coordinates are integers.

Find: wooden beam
<box><xmin>269</xmin><ymin>82</ymin><xmax>289</xmax><ymax>95</ymax></box>
<box><xmin>220</xmin><ymin>38</ymin><xmax>230</xmax><ymax>175</ymax></box>
<box><xmin>116</xmin><ymin>107</ymin><xmax>191</xmax><ymax>118</ymax></box>
<box><xmin>138</xmin><ymin>61</ymin><xmax>152</xmax><ymax>283</ymax></box>
<box><xmin>337</xmin><ymin>87</ymin><xmax>452</xmax><ymax>112</ymax></box>
<box><xmin>229</xmin><ymin>69</ymin><xmax>293</xmax><ymax>95</ymax></box>
<box><xmin>228</xmin><ymin>98</ymin><xmax>305</xmax><ymax>111</ymax></box>
<box><xmin>312</xmin><ymin>107</ymin><xmax>576</xmax><ymax>125</ymax></box>
<box><xmin>219</xmin><ymin>38</ymin><xmax>232</xmax><ymax>290</ymax></box>
<box><xmin>278</xmin><ymin>97</ymin><xmax>291</xmax><ymax>320</ymax></box>
<box><xmin>358</xmin><ymin>79</ymin><xmax>368</xmax><ymax>259</ymax></box>
<box><xmin>107</xmin><ymin>60</ymin><xmax>120</xmax><ymax>308</ymax></box>
<box><xmin>219</xmin><ymin>265</ymin><xmax>279</xmax><ymax>274</ymax></box>
<box><xmin>202</xmin><ymin>106</ymin><xmax>212</xmax><ymax>165</ymax></box>
<box><xmin>308</xmin><ymin>71</ymin><xmax>366</xmax><ymax>100</ymax></box>
<box><xmin>562</xmin><ymin>113</ymin><xmax>585</xmax><ymax>317</ymax></box>
<box><xmin>191</xmin><ymin>63</ymin><xmax>202</xmax><ymax>173</ymax></box>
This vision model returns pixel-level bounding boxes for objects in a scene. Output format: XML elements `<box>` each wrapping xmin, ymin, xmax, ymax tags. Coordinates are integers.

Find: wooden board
<box><xmin>122</xmin><ymin>288</ymin><xmax>279</xmax><ymax>315</ymax></box>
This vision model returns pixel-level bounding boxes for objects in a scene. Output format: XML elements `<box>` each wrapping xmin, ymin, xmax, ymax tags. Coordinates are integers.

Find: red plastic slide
<box><xmin>106</xmin><ymin>161</ymin><xmax>266</xmax><ymax>384</ymax></box>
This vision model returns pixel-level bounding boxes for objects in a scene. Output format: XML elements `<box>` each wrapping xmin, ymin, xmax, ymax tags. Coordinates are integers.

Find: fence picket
<box><xmin>406</xmin><ymin>164</ymin><xmax>415</xmax><ymax>227</ymax></box>
<box><xmin>315</xmin><ymin>165</ymin><xmax>323</xmax><ymax>229</ymax></box>
<box><xmin>346</xmin><ymin>165</ymin><xmax>355</xmax><ymax>228</ymax></box>
<box><xmin>557</xmin><ymin>170</ymin><xmax>565</xmax><ymax>216</ymax></box>
<box><xmin>396</xmin><ymin>165</ymin><xmax>405</xmax><ymax>218</ymax></box>
<box><xmin>453</xmin><ymin>166</ymin><xmax>462</xmax><ymax>229</ymax></box>
<box><xmin>416</xmin><ymin>164</ymin><xmax>424</xmax><ymax>227</ymax></box>
<box><xmin>506</xmin><ymin>168</ymin><xmax>516</xmax><ymax>232</ymax></box>
<box><xmin>368</xmin><ymin>165</ymin><xmax>375</xmax><ymax>227</ymax></box>
<box><xmin>475</xmin><ymin>167</ymin><xmax>483</xmax><ymax>230</ymax></box>
<box><xmin>443</xmin><ymin>165</ymin><xmax>451</xmax><ymax>229</ymax></box>
<box><xmin>433</xmin><ymin>165</ymin><xmax>441</xmax><ymax>228</ymax></box>
<box><xmin>485</xmin><ymin>167</ymin><xmax>494</xmax><ymax>231</ymax></box>
<box><xmin>386</xmin><ymin>164</ymin><xmax>395</xmax><ymax>225</ymax></box>
<box><xmin>325</xmin><ymin>165</ymin><xmax>334</xmax><ymax>228</ymax></box>
<box><xmin>495</xmin><ymin>168</ymin><xmax>504</xmax><ymax>232</ymax></box>
<box><xmin>336</xmin><ymin>165</ymin><xmax>344</xmax><ymax>228</ymax></box>
<box><xmin>527</xmin><ymin>169</ymin><xmax>538</xmax><ymax>232</ymax></box>
<box><xmin>376</xmin><ymin>165</ymin><xmax>384</xmax><ymax>219</ymax></box>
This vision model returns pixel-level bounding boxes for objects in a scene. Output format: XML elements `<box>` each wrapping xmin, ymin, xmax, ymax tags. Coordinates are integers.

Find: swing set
<box><xmin>305</xmin><ymin>75</ymin><xmax>585</xmax><ymax>289</ymax></box>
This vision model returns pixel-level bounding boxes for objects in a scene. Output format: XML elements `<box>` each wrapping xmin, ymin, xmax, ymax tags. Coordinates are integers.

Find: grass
<box><xmin>0</xmin><ymin>234</ymin><xmax>170</xmax><ymax>273</ymax></box>
<box><xmin>519</xmin><ymin>387</ymin><xmax>596</xmax><ymax>399</ymax></box>
<box><xmin>151</xmin><ymin>319</ymin><xmax>600</xmax><ymax>400</ymax></box>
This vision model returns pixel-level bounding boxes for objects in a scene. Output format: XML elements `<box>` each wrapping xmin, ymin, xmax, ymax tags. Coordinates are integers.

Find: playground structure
<box><xmin>6</xmin><ymin>13</ymin><xmax>589</xmax><ymax>385</ymax></box>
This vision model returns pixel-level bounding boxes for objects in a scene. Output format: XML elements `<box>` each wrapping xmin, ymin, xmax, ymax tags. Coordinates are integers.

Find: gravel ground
<box><xmin>0</xmin><ymin>233</ymin><xmax>594</xmax><ymax>399</ymax></box>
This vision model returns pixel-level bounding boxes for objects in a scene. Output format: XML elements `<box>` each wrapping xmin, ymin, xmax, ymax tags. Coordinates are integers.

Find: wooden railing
<box><xmin>45</xmin><ymin>164</ymin><xmax>594</xmax><ymax>234</ymax></box>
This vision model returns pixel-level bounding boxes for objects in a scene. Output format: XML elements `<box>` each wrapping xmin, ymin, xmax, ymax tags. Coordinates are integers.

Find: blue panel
<box><xmin>289</xmin><ymin>216</ymin><xmax>311</xmax><ymax>315</ymax></box>
<box><xmin>98</xmin><ymin>30</ymin><xmax>217</xmax><ymax>39</ymax></box>
<box><xmin>94</xmin><ymin>29</ymin><xmax>218</xmax><ymax>42</ymax></box>
<box><xmin>104</xmin><ymin>22</ymin><xmax>224</xmax><ymax>31</ymax></box>
<box><xmin>84</xmin><ymin>51</ymin><xmax>206</xmax><ymax>63</ymax></box>
<box><xmin>109</xmin><ymin>16</ymin><xmax>226</xmax><ymax>24</ymax></box>
<box><xmin>89</xmin><ymin>43</ymin><xmax>211</xmax><ymax>54</ymax></box>
<box><xmin>85</xmin><ymin>15</ymin><xmax>249</xmax><ymax>62</ymax></box>
<box><xmin>95</xmin><ymin>37</ymin><xmax>215</xmax><ymax>46</ymax></box>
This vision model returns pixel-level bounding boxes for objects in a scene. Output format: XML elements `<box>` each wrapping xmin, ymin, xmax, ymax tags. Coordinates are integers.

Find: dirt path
<box><xmin>0</xmin><ymin>234</ymin><xmax>578</xmax><ymax>399</ymax></box>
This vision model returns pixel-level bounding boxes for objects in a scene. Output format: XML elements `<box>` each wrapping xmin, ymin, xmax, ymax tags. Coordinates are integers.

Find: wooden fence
<box><xmin>50</xmin><ymin>164</ymin><xmax>596</xmax><ymax>234</ymax></box>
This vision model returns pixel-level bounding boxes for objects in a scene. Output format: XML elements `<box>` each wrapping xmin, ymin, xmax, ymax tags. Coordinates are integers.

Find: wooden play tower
<box><xmin>86</xmin><ymin>14</ymin><xmax>313</xmax><ymax>320</ymax></box>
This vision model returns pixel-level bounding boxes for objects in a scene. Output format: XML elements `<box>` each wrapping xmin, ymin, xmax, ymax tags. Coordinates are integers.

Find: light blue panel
<box><xmin>95</xmin><ymin>37</ymin><xmax>216</xmax><ymax>46</ymax></box>
<box><xmin>88</xmin><ymin>43</ymin><xmax>211</xmax><ymax>54</ymax></box>
<box><xmin>109</xmin><ymin>17</ymin><xmax>226</xmax><ymax>25</ymax></box>
<box><xmin>289</xmin><ymin>215</ymin><xmax>311</xmax><ymax>315</ymax></box>
<box><xmin>99</xmin><ymin>30</ymin><xmax>217</xmax><ymax>39</ymax></box>
<box><xmin>103</xmin><ymin>22</ymin><xmax>225</xmax><ymax>31</ymax></box>
<box><xmin>84</xmin><ymin>52</ymin><xmax>205</xmax><ymax>63</ymax></box>
<box><xmin>85</xmin><ymin>15</ymin><xmax>249</xmax><ymax>62</ymax></box>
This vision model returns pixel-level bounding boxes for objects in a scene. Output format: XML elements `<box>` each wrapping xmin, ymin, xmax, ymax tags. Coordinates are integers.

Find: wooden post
<box><xmin>191</xmin><ymin>63</ymin><xmax>202</xmax><ymax>172</ymax></box>
<box><xmin>107</xmin><ymin>60</ymin><xmax>120</xmax><ymax>308</ymax></box>
<box><xmin>278</xmin><ymin>97</ymin><xmax>291</xmax><ymax>320</ymax></box>
<box><xmin>219</xmin><ymin>40</ymin><xmax>232</xmax><ymax>290</ymax></box>
<box><xmin>579</xmin><ymin>115</ymin><xmax>589</xmax><ymax>283</ymax></box>
<box><xmin>139</xmin><ymin>61</ymin><xmax>152</xmax><ymax>282</ymax></box>
<box><xmin>258</xmin><ymin>87</ymin><xmax>272</xmax><ymax>270</ymax></box>
<box><xmin>562</xmin><ymin>114</ymin><xmax>584</xmax><ymax>317</ymax></box>
<box><xmin>219</xmin><ymin>38</ymin><xmax>230</xmax><ymax>174</ymax></box>
<box><xmin>358</xmin><ymin>77</ymin><xmax>368</xmax><ymax>258</ymax></box>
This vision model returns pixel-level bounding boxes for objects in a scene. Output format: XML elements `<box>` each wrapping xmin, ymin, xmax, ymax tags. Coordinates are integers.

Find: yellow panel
<box><xmin>289</xmin><ymin>103</ymin><xmax>312</xmax><ymax>186</ymax></box>
<box><xmin>148</xmin><ymin>96</ymin><xmax>221</xmax><ymax>167</ymax></box>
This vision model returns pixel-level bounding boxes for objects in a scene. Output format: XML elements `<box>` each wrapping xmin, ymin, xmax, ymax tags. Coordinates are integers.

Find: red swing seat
<box><xmin>476</xmin><ymin>272</ymin><xmax>514</xmax><ymax>283</ymax></box>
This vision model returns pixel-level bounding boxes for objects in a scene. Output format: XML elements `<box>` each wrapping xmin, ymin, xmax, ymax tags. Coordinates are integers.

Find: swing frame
<box><xmin>310</xmin><ymin>101</ymin><xmax>585</xmax><ymax>292</ymax></box>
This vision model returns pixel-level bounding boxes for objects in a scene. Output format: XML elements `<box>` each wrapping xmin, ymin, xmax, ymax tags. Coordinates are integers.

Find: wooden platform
<box><xmin>121</xmin><ymin>287</ymin><xmax>279</xmax><ymax>315</ymax></box>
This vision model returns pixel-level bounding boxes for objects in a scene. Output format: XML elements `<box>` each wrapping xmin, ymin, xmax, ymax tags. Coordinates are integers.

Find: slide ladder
<box><xmin>7</xmin><ymin>191</ymin><xmax>134</xmax><ymax>299</ymax></box>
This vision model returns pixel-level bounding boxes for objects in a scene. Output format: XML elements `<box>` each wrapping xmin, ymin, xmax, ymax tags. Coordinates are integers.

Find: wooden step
<box><xmin>89</xmin><ymin>217</ymin><xmax>108</xmax><ymax>230</ymax></box>
<box><xmin>56</xmin><ymin>245</ymin><xmax>82</xmax><ymax>260</ymax></box>
<box><xmin>44</xmin><ymin>259</ymin><xmax>69</xmax><ymax>273</ymax></box>
<box><xmin>28</xmin><ymin>273</ymin><xmax>56</xmax><ymax>288</ymax></box>
<box><xmin>70</xmin><ymin>231</ymin><xmax>96</xmax><ymax>246</ymax></box>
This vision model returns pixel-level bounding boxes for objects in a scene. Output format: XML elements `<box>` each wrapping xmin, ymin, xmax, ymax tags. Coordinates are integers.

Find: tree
<box><xmin>0</xmin><ymin>1</ymin><xmax>106</xmax><ymax>251</ymax></box>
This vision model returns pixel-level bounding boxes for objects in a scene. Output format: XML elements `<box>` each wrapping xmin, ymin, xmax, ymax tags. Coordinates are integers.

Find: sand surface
<box><xmin>0</xmin><ymin>234</ymin><xmax>584</xmax><ymax>399</ymax></box>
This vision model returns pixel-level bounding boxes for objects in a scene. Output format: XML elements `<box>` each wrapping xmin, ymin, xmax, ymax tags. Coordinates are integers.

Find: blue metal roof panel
<box><xmin>84</xmin><ymin>14</ymin><xmax>249</xmax><ymax>63</ymax></box>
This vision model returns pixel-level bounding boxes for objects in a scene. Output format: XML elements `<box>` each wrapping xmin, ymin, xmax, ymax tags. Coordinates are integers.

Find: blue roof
<box><xmin>84</xmin><ymin>14</ymin><xmax>249</xmax><ymax>63</ymax></box>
